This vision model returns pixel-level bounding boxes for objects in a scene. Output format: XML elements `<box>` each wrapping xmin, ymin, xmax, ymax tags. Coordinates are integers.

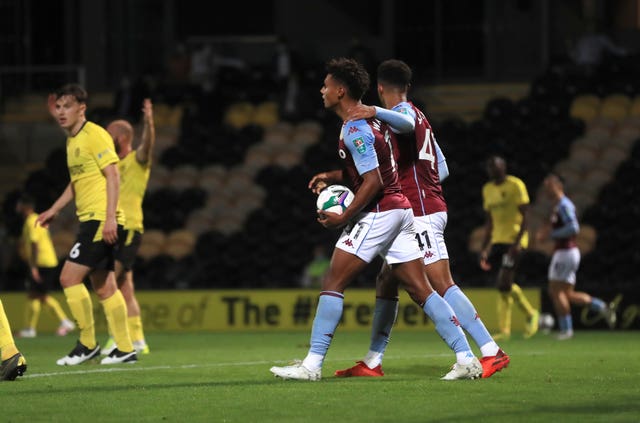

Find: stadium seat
<box><xmin>167</xmin><ymin>164</ymin><xmax>199</xmax><ymax>190</ymax></box>
<box><xmin>569</xmin><ymin>94</ymin><xmax>600</xmax><ymax>122</ymax></box>
<box><xmin>184</xmin><ymin>209</ymin><xmax>215</xmax><ymax>236</ymax></box>
<box><xmin>140</xmin><ymin>229</ymin><xmax>166</xmax><ymax>247</ymax></box>
<box><xmin>223</xmin><ymin>101</ymin><xmax>255</xmax><ymax>129</ymax></box>
<box><xmin>147</xmin><ymin>165</ymin><xmax>171</xmax><ymax>191</ymax></box>
<box><xmin>165</xmin><ymin>229</ymin><xmax>196</xmax><ymax>249</ymax></box>
<box><xmin>629</xmin><ymin>96</ymin><xmax>640</xmax><ymax>117</ymax></box>
<box><xmin>599</xmin><ymin>94</ymin><xmax>631</xmax><ymax>122</ymax></box>
<box><xmin>252</xmin><ymin>101</ymin><xmax>279</xmax><ymax>128</ymax></box>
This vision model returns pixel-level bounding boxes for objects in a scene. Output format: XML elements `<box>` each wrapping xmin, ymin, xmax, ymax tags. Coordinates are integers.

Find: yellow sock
<box><xmin>0</xmin><ymin>300</ymin><xmax>19</xmax><ymax>360</ymax></box>
<box><xmin>64</xmin><ymin>284</ymin><xmax>96</xmax><ymax>349</ymax></box>
<box><xmin>44</xmin><ymin>295</ymin><xmax>70</xmax><ymax>322</ymax></box>
<box><xmin>101</xmin><ymin>291</ymin><xmax>133</xmax><ymax>353</ymax></box>
<box><xmin>25</xmin><ymin>298</ymin><xmax>41</xmax><ymax>330</ymax></box>
<box><xmin>497</xmin><ymin>292</ymin><xmax>513</xmax><ymax>335</ymax></box>
<box><xmin>128</xmin><ymin>315</ymin><xmax>145</xmax><ymax>344</ymax></box>
<box><xmin>511</xmin><ymin>283</ymin><xmax>536</xmax><ymax>317</ymax></box>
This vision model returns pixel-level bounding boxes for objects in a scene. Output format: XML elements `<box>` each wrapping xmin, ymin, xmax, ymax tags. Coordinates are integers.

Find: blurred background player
<box><xmin>337</xmin><ymin>59</ymin><xmax>508</xmax><ymax>379</ymax></box>
<box><xmin>0</xmin><ymin>299</ymin><xmax>27</xmax><ymax>380</ymax></box>
<box><xmin>270</xmin><ymin>58</ymin><xmax>482</xmax><ymax>382</ymax></box>
<box><xmin>536</xmin><ymin>173</ymin><xmax>617</xmax><ymax>340</ymax></box>
<box><xmin>479</xmin><ymin>155</ymin><xmax>539</xmax><ymax>339</ymax></box>
<box><xmin>101</xmin><ymin>98</ymin><xmax>155</xmax><ymax>355</ymax></box>
<box><xmin>39</xmin><ymin>83</ymin><xmax>136</xmax><ymax>365</ymax></box>
<box><xmin>15</xmin><ymin>193</ymin><xmax>75</xmax><ymax>338</ymax></box>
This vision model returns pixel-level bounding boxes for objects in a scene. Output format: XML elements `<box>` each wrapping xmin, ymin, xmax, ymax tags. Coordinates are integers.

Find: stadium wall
<box><xmin>3</xmin><ymin>288</ymin><xmax>637</xmax><ymax>333</ymax></box>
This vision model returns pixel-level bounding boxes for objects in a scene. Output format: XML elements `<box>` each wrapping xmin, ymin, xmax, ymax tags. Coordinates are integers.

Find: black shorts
<box><xmin>487</xmin><ymin>243</ymin><xmax>523</xmax><ymax>272</ymax></box>
<box><xmin>115</xmin><ymin>229</ymin><xmax>142</xmax><ymax>271</ymax></box>
<box><xmin>26</xmin><ymin>266</ymin><xmax>58</xmax><ymax>295</ymax></box>
<box><xmin>66</xmin><ymin>220</ymin><xmax>125</xmax><ymax>271</ymax></box>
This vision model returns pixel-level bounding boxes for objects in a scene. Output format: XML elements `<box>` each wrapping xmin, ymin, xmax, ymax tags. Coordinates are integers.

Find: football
<box><xmin>538</xmin><ymin>312</ymin><xmax>555</xmax><ymax>332</ymax></box>
<box><xmin>316</xmin><ymin>185</ymin><xmax>354</xmax><ymax>215</ymax></box>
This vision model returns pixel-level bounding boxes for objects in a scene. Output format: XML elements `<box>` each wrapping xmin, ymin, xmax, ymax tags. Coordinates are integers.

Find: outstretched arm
<box><xmin>347</xmin><ymin>104</ymin><xmax>415</xmax><ymax>134</ymax></box>
<box><xmin>136</xmin><ymin>98</ymin><xmax>156</xmax><ymax>164</ymax></box>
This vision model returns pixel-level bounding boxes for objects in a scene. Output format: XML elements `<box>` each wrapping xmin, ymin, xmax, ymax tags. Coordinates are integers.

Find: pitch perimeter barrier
<box><xmin>5</xmin><ymin>287</ymin><xmax>637</xmax><ymax>333</ymax></box>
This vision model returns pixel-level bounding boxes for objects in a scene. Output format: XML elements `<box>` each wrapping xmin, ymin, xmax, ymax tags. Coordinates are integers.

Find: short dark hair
<box><xmin>548</xmin><ymin>171</ymin><xmax>565</xmax><ymax>185</ymax></box>
<box><xmin>325</xmin><ymin>57</ymin><xmax>370</xmax><ymax>101</ymax></box>
<box><xmin>377</xmin><ymin>59</ymin><xmax>412</xmax><ymax>88</ymax></box>
<box><xmin>55</xmin><ymin>83</ymin><xmax>88</xmax><ymax>104</ymax></box>
<box><xmin>17</xmin><ymin>192</ymin><xmax>35</xmax><ymax>207</ymax></box>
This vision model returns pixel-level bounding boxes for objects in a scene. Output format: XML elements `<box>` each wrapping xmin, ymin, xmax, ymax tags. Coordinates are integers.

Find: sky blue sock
<box><xmin>444</xmin><ymin>285</ymin><xmax>493</xmax><ymax>349</ymax></box>
<box><xmin>369</xmin><ymin>297</ymin><xmax>398</xmax><ymax>353</ymax></box>
<box><xmin>309</xmin><ymin>292</ymin><xmax>344</xmax><ymax>356</ymax></box>
<box><xmin>423</xmin><ymin>292</ymin><xmax>472</xmax><ymax>355</ymax></box>
<box><xmin>590</xmin><ymin>298</ymin><xmax>606</xmax><ymax>313</ymax></box>
<box><xmin>559</xmin><ymin>314</ymin><xmax>572</xmax><ymax>332</ymax></box>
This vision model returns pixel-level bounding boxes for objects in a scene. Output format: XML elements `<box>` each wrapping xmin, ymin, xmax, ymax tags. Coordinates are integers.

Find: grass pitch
<box><xmin>2</xmin><ymin>330</ymin><xmax>639</xmax><ymax>422</ymax></box>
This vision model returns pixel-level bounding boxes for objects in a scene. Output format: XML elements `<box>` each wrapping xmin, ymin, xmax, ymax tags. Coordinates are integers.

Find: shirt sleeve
<box><xmin>344</xmin><ymin>120</ymin><xmax>379</xmax><ymax>175</ymax></box>
<box><xmin>514</xmin><ymin>178</ymin><xmax>530</xmax><ymax>205</ymax></box>
<box><xmin>434</xmin><ymin>139</ymin><xmax>449</xmax><ymax>182</ymax></box>
<box><xmin>91</xmin><ymin>129</ymin><xmax>119</xmax><ymax>170</ymax></box>
<box><xmin>377</xmin><ymin>104</ymin><xmax>415</xmax><ymax>134</ymax></box>
<box><xmin>551</xmin><ymin>198</ymin><xmax>580</xmax><ymax>239</ymax></box>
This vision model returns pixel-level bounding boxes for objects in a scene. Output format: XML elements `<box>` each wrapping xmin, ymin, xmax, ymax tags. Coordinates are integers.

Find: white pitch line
<box><xmin>23</xmin><ymin>350</ymin><xmax>552</xmax><ymax>379</ymax></box>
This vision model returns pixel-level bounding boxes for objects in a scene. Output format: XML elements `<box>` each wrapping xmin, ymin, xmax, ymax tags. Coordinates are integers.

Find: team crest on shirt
<box><xmin>352</xmin><ymin>137</ymin><xmax>366</xmax><ymax>154</ymax></box>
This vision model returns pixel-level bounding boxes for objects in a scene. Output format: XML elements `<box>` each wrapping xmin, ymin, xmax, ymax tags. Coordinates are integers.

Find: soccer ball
<box><xmin>538</xmin><ymin>313</ymin><xmax>555</xmax><ymax>331</ymax></box>
<box><xmin>316</xmin><ymin>185</ymin><xmax>354</xmax><ymax>215</ymax></box>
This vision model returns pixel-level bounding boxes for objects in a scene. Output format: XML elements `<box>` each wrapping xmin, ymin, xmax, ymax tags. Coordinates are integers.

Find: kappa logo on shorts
<box><xmin>424</xmin><ymin>251</ymin><xmax>434</xmax><ymax>259</ymax></box>
<box><xmin>342</xmin><ymin>239</ymin><xmax>354</xmax><ymax>247</ymax></box>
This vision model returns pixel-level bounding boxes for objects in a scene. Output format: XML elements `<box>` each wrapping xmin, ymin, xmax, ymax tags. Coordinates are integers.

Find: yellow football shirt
<box><xmin>21</xmin><ymin>212</ymin><xmax>58</xmax><ymax>268</ymax></box>
<box><xmin>118</xmin><ymin>151</ymin><xmax>151</xmax><ymax>231</ymax></box>
<box><xmin>482</xmin><ymin>174</ymin><xmax>529</xmax><ymax>248</ymax></box>
<box><xmin>66</xmin><ymin>121</ymin><xmax>125</xmax><ymax>225</ymax></box>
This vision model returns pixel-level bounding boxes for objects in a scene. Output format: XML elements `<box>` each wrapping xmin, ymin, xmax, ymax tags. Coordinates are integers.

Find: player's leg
<box><xmin>270</xmin><ymin>247</ymin><xmax>367</xmax><ymax>380</ymax></box>
<box><xmin>57</xmin><ymin>260</ymin><xmax>100</xmax><ymax>365</ymax></box>
<box><xmin>91</xmin><ymin>269</ymin><xmax>136</xmax><ymax>364</ymax></box>
<box><xmin>549</xmin><ymin>281</ymin><xmax>573</xmax><ymax>339</ymax></box>
<box><xmin>271</xmin><ymin>211</ymin><xmax>382</xmax><ymax>381</ymax></box>
<box><xmin>560</xmin><ymin>247</ymin><xmax>616</xmax><ymax>328</ymax></box>
<box><xmin>498</xmin><ymin>249</ymin><xmax>539</xmax><ymax>338</ymax></box>
<box><xmin>112</xmin><ymin>231</ymin><xmax>148</xmax><ymax>354</ymax></box>
<box><xmin>0</xmin><ymin>299</ymin><xmax>27</xmax><ymax>380</ymax></box>
<box><xmin>430</xmin><ymin>262</ymin><xmax>509</xmax><ymax>377</ymax></box>
<box><xmin>335</xmin><ymin>262</ymin><xmax>397</xmax><ymax>377</ymax></box>
<box><xmin>20</xmin><ymin>291</ymin><xmax>41</xmax><ymax>338</ymax></box>
<box><xmin>38</xmin><ymin>267</ymin><xmax>74</xmax><ymax>336</ymax></box>
<box><xmin>392</xmin><ymin>257</ymin><xmax>482</xmax><ymax>380</ymax></box>
<box><xmin>120</xmin><ymin>270</ymin><xmax>148</xmax><ymax>353</ymax></box>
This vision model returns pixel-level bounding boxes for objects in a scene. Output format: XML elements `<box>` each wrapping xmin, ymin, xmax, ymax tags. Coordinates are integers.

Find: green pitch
<box><xmin>2</xmin><ymin>330</ymin><xmax>639</xmax><ymax>422</ymax></box>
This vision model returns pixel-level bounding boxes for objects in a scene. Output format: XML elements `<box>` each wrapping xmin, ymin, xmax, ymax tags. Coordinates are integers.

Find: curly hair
<box><xmin>325</xmin><ymin>57</ymin><xmax>370</xmax><ymax>101</ymax></box>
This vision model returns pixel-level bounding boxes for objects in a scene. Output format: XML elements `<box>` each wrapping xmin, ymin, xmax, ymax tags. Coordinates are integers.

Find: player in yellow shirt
<box><xmin>479</xmin><ymin>155</ymin><xmax>539</xmax><ymax>339</ymax></box>
<box><xmin>100</xmin><ymin>98</ymin><xmax>155</xmax><ymax>355</ymax></box>
<box><xmin>15</xmin><ymin>193</ymin><xmax>75</xmax><ymax>338</ymax></box>
<box><xmin>39</xmin><ymin>83</ymin><xmax>136</xmax><ymax>365</ymax></box>
<box><xmin>0</xmin><ymin>299</ymin><xmax>27</xmax><ymax>381</ymax></box>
